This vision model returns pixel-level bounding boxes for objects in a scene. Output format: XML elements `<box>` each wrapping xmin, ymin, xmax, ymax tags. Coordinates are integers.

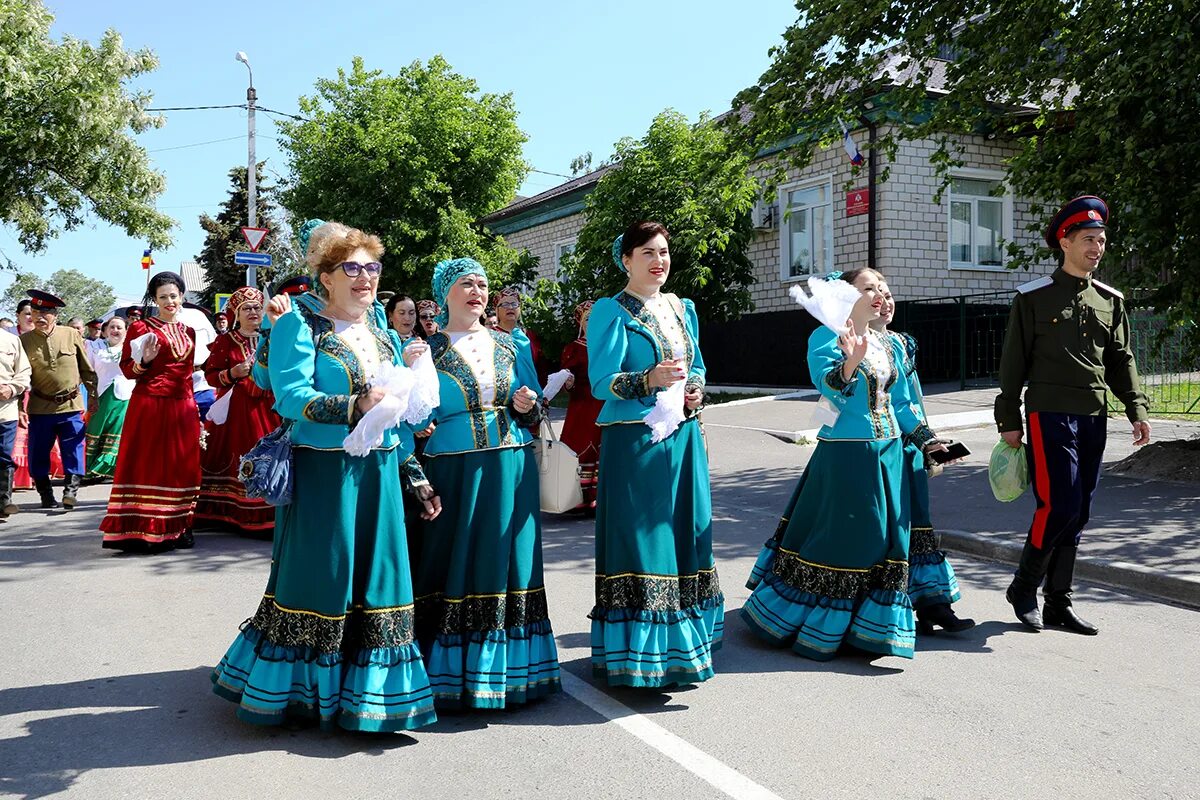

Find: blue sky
<box><xmin>3</xmin><ymin>0</ymin><xmax>798</xmax><ymax>304</ymax></box>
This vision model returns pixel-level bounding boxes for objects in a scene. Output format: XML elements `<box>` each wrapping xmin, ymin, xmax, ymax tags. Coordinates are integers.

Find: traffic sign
<box><xmin>234</xmin><ymin>251</ymin><xmax>272</xmax><ymax>266</ymax></box>
<box><xmin>241</xmin><ymin>227</ymin><xmax>270</xmax><ymax>252</ymax></box>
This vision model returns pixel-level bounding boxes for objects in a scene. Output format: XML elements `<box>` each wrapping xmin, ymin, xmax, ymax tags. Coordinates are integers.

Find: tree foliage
<box><xmin>276</xmin><ymin>55</ymin><xmax>530</xmax><ymax>300</ymax></box>
<box><xmin>2</xmin><ymin>268</ymin><xmax>116</xmax><ymax>321</ymax></box>
<box><xmin>194</xmin><ymin>165</ymin><xmax>291</xmax><ymax>307</ymax></box>
<box><xmin>0</xmin><ymin>0</ymin><xmax>174</xmax><ymax>253</ymax></box>
<box><xmin>538</xmin><ymin>110</ymin><xmax>757</xmax><ymax>352</ymax></box>
<box><xmin>734</xmin><ymin>0</ymin><xmax>1200</xmax><ymax>344</ymax></box>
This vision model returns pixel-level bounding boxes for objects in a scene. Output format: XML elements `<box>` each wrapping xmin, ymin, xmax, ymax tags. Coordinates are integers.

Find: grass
<box><xmin>1108</xmin><ymin>380</ymin><xmax>1200</xmax><ymax>418</ymax></box>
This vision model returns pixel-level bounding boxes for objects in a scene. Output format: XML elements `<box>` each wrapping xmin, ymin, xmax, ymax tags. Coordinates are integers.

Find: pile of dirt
<box><xmin>1108</xmin><ymin>437</ymin><xmax>1200</xmax><ymax>484</ymax></box>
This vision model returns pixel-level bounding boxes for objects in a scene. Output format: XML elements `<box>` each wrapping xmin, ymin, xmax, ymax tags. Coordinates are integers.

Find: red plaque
<box><xmin>846</xmin><ymin>189</ymin><xmax>870</xmax><ymax>217</ymax></box>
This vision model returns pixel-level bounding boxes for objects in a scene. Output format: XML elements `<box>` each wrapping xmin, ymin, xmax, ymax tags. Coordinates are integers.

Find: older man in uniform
<box><xmin>995</xmin><ymin>196</ymin><xmax>1150</xmax><ymax>635</ymax></box>
<box><xmin>20</xmin><ymin>290</ymin><xmax>98</xmax><ymax>509</ymax></box>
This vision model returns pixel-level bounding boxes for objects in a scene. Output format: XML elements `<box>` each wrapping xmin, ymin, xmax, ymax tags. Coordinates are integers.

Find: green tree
<box><xmin>734</xmin><ymin>0</ymin><xmax>1200</xmax><ymax>345</ymax></box>
<box><xmin>194</xmin><ymin>165</ymin><xmax>290</xmax><ymax>307</ymax></box>
<box><xmin>2</xmin><ymin>268</ymin><xmax>116</xmax><ymax>321</ymax></box>
<box><xmin>0</xmin><ymin>0</ymin><xmax>174</xmax><ymax>254</ymax></box>
<box><xmin>276</xmin><ymin>55</ymin><xmax>529</xmax><ymax>299</ymax></box>
<box><xmin>543</xmin><ymin>110</ymin><xmax>758</xmax><ymax>351</ymax></box>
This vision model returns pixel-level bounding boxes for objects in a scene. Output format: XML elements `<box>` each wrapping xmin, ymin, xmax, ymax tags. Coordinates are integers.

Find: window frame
<box><xmin>778</xmin><ymin>175</ymin><xmax>835</xmax><ymax>283</ymax></box>
<box><xmin>945</xmin><ymin>167</ymin><xmax>1013</xmax><ymax>272</ymax></box>
<box><xmin>551</xmin><ymin>238</ymin><xmax>577</xmax><ymax>279</ymax></box>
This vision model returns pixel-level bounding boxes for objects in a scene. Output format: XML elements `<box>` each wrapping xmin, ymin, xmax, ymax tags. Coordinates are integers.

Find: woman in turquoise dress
<box><xmin>408</xmin><ymin>257</ymin><xmax>561</xmax><ymax>709</ymax></box>
<box><xmin>871</xmin><ymin>282</ymin><xmax>974</xmax><ymax>634</ymax></box>
<box><xmin>211</xmin><ymin>222</ymin><xmax>436</xmax><ymax>732</ymax></box>
<box><xmin>588</xmin><ymin>221</ymin><xmax>722</xmax><ymax>689</ymax></box>
<box><xmin>743</xmin><ymin>268</ymin><xmax>944</xmax><ymax>662</ymax></box>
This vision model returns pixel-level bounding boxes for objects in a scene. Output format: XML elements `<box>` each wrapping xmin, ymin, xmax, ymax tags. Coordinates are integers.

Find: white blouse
<box><xmin>449</xmin><ymin>330</ymin><xmax>496</xmax><ymax>407</ymax></box>
<box><xmin>332</xmin><ymin>319</ymin><xmax>381</xmax><ymax>380</ymax></box>
<box><xmin>94</xmin><ymin>345</ymin><xmax>135</xmax><ymax>401</ymax></box>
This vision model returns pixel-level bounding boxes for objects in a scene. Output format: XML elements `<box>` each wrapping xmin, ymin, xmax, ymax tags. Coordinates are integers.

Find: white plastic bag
<box><xmin>207</xmin><ymin>389</ymin><xmax>234</xmax><ymax>425</ymax></box>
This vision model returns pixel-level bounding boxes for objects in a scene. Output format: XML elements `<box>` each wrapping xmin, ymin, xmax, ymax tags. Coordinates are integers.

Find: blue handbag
<box><xmin>239</xmin><ymin>421</ymin><xmax>294</xmax><ymax>506</ymax></box>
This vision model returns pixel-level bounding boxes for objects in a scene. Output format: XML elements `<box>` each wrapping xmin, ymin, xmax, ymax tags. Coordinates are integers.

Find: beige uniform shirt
<box><xmin>20</xmin><ymin>325</ymin><xmax>98</xmax><ymax>416</ymax></box>
<box><xmin>0</xmin><ymin>330</ymin><xmax>31</xmax><ymax>423</ymax></box>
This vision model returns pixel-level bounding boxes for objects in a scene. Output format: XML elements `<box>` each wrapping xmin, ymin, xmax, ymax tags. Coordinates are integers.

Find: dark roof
<box><xmin>481</xmin><ymin>164</ymin><xmax>614</xmax><ymax>224</ymax></box>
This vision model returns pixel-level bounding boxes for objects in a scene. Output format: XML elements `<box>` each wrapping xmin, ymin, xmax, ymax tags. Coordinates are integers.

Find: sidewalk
<box><xmin>700</xmin><ymin>382</ymin><xmax>1200</xmax><ymax>608</ymax></box>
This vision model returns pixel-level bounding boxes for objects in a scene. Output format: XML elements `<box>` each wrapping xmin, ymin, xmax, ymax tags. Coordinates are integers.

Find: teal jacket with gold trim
<box><xmin>810</xmin><ymin>327</ymin><xmax>934</xmax><ymax>445</ymax></box>
<box><xmin>422</xmin><ymin>327</ymin><xmax>544</xmax><ymax>457</ymax></box>
<box><xmin>267</xmin><ymin>299</ymin><xmax>412</xmax><ymax>452</ymax></box>
<box><xmin>586</xmin><ymin>291</ymin><xmax>705</xmax><ymax>425</ymax></box>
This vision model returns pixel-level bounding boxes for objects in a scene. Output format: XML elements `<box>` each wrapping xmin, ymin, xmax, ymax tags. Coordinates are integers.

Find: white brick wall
<box><xmin>498</xmin><ymin>130</ymin><xmax>1056</xmax><ymax>313</ymax></box>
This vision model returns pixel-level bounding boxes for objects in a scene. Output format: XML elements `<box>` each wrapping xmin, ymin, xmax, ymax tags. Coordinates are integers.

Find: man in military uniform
<box><xmin>995</xmin><ymin>196</ymin><xmax>1150</xmax><ymax>635</ymax></box>
<box><xmin>20</xmin><ymin>290</ymin><xmax>98</xmax><ymax>509</ymax></box>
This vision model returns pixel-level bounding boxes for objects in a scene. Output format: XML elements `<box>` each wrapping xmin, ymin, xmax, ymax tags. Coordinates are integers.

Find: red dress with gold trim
<box><xmin>100</xmin><ymin>317</ymin><xmax>202</xmax><ymax>551</ymax></box>
<box><xmin>559</xmin><ymin>338</ymin><xmax>604</xmax><ymax>508</ymax></box>
<box><xmin>194</xmin><ymin>330</ymin><xmax>279</xmax><ymax>535</ymax></box>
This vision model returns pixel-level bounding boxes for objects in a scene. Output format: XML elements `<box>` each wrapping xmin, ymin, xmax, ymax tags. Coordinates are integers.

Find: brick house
<box><xmin>481</xmin><ymin>120</ymin><xmax>1053</xmax><ymax>386</ymax></box>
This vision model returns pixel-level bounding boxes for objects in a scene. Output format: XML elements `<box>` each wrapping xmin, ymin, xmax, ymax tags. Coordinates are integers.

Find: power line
<box><xmin>146</xmin><ymin>104</ymin><xmax>247</xmax><ymax>112</ymax></box>
<box><xmin>259</xmin><ymin>106</ymin><xmax>310</xmax><ymax>122</ymax></box>
<box><xmin>530</xmin><ymin>168</ymin><xmax>573</xmax><ymax>180</ymax></box>
<box><xmin>148</xmin><ymin>135</ymin><xmax>244</xmax><ymax>153</ymax></box>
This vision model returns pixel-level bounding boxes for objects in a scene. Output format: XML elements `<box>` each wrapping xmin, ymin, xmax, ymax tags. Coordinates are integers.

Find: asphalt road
<box><xmin>1</xmin><ymin>418</ymin><xmax>1197</xmax><ymax>800</ymax></box>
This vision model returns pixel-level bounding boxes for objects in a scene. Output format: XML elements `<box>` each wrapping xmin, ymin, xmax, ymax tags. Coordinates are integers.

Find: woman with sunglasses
<box><xmin>100</xmin><ymin>271</ymin><xmax>202</xmax><ymax>553</ymax></box>
<box><xmin>84</xmin><ymin>317</ymin><xmax>134</xmax><ymax>479</ymax></box>
<box><xmin>407</xmin><ymin>257</ymin><xmax>561</xmax><ymax>710</ymax></box>
<box><xmin>212</xmin><ymin>223</ymin><xmax>437</xmax><ymax>733</ymax></box>
<box><xmin>870</xmin><ymin>282</ymin><xmax>974</xmax><ymax>634</ymax></box>
<box><xmin>416</xmin><ymin>299</ymin><xmax>440</xmax><ymax>340</ymax></box>
<box><xmin>194</xmin><ymin>287</ymin><xmax>282</xmax><ymax>538</ymax></box>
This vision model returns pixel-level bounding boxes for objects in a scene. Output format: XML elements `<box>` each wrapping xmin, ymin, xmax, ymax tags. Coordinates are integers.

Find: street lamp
<box><xmin>235</xmin><ymin>51</ymin><xmax>258</xmax><ymax>288</ymax></box>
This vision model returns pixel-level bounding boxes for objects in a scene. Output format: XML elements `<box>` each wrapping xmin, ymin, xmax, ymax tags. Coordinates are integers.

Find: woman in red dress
<box><xmin>194</xmin><ymin>287</ymin><xmax>279</xmax><ymax>537</ymax></box>
<box><xmin>100</xmin><ymin>272</ymin><xmax>202</xmax><ymax>553</ymax></box>
<box><xmin>558</xmin><ymin>301</ymin><xmax>603</xmax><ymax>510</ymax></box>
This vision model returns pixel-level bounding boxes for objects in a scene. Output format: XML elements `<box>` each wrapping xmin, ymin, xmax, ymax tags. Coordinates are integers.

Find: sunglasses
<box><xmin>338</xmin><ymin>261</ymin><xmax>383</xmax><ymax>278</ymax></box>
<box><xmin>498</xmin><ymin>301</ymin><xmax>520</xmax><ymax>309</ymax></box>
<box><xmin>419</xmin><ymin>314</ymin><xmax>436</xmax><ymax>321</ymax></box>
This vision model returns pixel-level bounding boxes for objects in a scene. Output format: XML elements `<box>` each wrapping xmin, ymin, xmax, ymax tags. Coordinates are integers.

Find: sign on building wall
<box><xmin>214</xmin><ymin>293</ymin><xmax>232</xmax><ymax>314</ymax></box>
<box><xmin>846</xmin><ymin>189</ymin><xmax>870</xmax><ymax>217</ymax></box>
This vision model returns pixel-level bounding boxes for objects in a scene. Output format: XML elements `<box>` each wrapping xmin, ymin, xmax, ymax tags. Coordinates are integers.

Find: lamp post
<box><xmin>235</xmin><ymin>51</ymin><xmax>257</xmax><ymax>288</ymax></box>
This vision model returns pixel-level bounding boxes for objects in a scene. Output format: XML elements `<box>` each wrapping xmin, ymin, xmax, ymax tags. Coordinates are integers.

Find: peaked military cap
<box><xmin>275</xmin><ymin>275</ymin><xmax>312</xmax><ymax>296</ymax></box>
<box><xmin>1045</xmin><ymin>195</ymin><xmax>1108</xmax><ymax>250</ymax></box>
<box><xmin>27</xmin><ymin>290</ymin><xmax>66</xmax><ymax>311</ymax></box>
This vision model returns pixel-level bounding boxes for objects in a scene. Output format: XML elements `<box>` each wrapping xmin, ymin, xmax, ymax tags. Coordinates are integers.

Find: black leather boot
<box><xmin>175</xmin><ymin>528</ymin><xmax>195</xmax><ymax>550</ymax></box>
<box><xmin>35</xmin><ymin>477</ymin><xmax>58</xmax><ymax>509</ymax></box>
<box><xmin>61</xmin><ymin>474</ymin><xmax>82</xmax><ymax>510</ymax></box>
<box><xmin>1006</xmin><ymin>539</ymin><xmax>1054</xmax><ymax>631</ymax></box>
<box><xmin>1043</xmin><ymin>546</ymin><xmax>1099</xmax><ymax>635</ymax></box>
<box><xmin>916</xmin><ymin>602</ymin><xmax>976</xmax><ymax>634</ymax></box>
<box><xmin>0</xmin><ymin>467</ymin><xmax>15</xmax><ymax>516</ymax></box>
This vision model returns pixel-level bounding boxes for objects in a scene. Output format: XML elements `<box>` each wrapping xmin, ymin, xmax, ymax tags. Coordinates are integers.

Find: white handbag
<box><xmin>534</xmin><ymin>419</ymin><xmax>584</xmax><ymax>514</ymax></box>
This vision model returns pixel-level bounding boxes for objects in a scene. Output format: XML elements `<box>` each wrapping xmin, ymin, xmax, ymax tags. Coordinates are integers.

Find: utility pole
<box><xmin>236</xmin><ymin>51</ymin><xmax>257</xmax><ymax>288</ymax></box>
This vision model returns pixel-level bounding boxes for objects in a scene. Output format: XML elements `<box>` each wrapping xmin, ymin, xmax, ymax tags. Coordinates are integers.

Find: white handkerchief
<box><xmin>402</xmin><ymin>348</ymin><xmax>440</xmax><ymax>426</ymax></box>
<box><xmin>343</xmin><ymin>361</ymin><xmax>417</xmax><ymax>456</ymax></box>
<box><xmin>542</xmin><ymin>369</ymin><xmax>574</xmax><ymax>403</ymax></box>
<box><xmin>207</xmin><ymin>389</ymin><xmax>234</xmax><ymax>425</ymax></box>
<box><xmin>127</xmin><ymin>332</ymin><xmax>158</xmax><ymax>364</ymax></box>
<box><xmin>810</xmin><ymin>395</ymin><xmax>841</xmax><ymax>429</ymax></box>
<box><xmin>644</xmin><ymin>379</ymin><xmax>687</xmax><ymax>443</ymax></box>
<box><xmin>789</xmin><ymin>277</ymin><xmax>862</xmax><ymax>334</ymax></box>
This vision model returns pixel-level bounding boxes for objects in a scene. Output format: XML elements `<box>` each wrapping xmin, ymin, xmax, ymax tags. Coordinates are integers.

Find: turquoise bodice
<box><xmin>586</xmin><ymin>291</ymin><xmax>706</xmax><ymax>425</ymax></box>
<box><xmin>422</xmin><ymin>327</ymin><xmax>542</xmax><ymax>457</ymax></box>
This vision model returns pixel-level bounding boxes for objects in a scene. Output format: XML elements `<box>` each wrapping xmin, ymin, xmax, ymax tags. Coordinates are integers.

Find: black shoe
<box><xmin>0</xmin><ymin>467</ymin><xmax>16</xmax><ymax>516</ymax></box>
<box><xmin>34</xmin><ymin>478</ymin><xmax>58</xmax><ymax>509</ymax></box>
<box><xmin>1006</xmin><ymin>585</ymin><xmax>1044</xmax><ymax>631</ymax></box>
<box><xmin>916</xmin><ymin>602</ymin><xmax>976</xmax><ymax>634</ymax></box>
<box><xmin>61</xmin><ymin>474</ymin><xmax>82</xmax><ymax>510</ymax></box>
<box><xmin>176</xmin><ymin>529</ymin><xmax>195</xmax><ymax>550</ymax></box>
<box><xmin>1043</xmin><ymin>603</ymin><xmax>1099</xmax><ymax>635</ymax></box>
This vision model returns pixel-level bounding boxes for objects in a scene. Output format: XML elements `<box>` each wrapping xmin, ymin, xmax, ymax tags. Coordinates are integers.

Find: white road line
<box><xmin>560</xmin><ymin>671</ymin><xmax>786</xmax><ymax>800</ymax></box>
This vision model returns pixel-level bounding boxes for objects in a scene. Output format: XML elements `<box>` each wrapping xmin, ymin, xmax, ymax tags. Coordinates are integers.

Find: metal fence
<box><xmin>892</xmin><ymin>292</ymin><xmax>1200</xmax><ymax>415</ymax></box>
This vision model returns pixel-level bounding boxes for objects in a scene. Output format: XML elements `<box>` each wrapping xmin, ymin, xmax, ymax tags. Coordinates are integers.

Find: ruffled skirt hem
<box><xmin>590</xmin><ymin>596</ymin><xmax>725</xmax><ymax>688</ymax></box>
<box><xmin>422</xmin><ymin>619</ymin><xmax>562</xmax><ymax>710</ymax></box>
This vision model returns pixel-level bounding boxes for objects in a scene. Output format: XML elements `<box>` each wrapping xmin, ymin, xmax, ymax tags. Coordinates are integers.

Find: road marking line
<box><xmin>560</xmin><ymin>671</ymin><xmax>786</xmax><ymax>800</ymax></box>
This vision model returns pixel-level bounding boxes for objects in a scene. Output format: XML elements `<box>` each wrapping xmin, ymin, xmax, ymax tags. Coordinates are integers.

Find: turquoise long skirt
<box><xmin>591</xmin><ymin>418</ymin><xmax>724</xmax><ymax>688</ymax></box>
<box><xmin>211</xmin><ymin>446</ymin><xmax>436</xmax><ymax>732</ymax></box>
<box><xmin>414</xmin><ymin>445</ymin><xmax>561</xmax><ymax>709</ymax></box>
<box><xmin>742</xmin><ymin>438</ymin><xmax>915</xmax><ymax>661</ymax></box>
<box><xmin>903</xmin><ymin>442</ymin><xmax>963</xmax><ymax>609</ymax></box>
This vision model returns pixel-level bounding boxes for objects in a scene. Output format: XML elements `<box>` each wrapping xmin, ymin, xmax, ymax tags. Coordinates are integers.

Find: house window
<box><xmin>553</xmin><ymin>239</ymin><xmax>576</xmax><ymax>278</ymax></box>
<box><xmin>780</xmin><ymin>179</ymin><xmax>833</xmax><ymax>280</ymax></box>
<box><xmin>948</xmin><ymin>173</ymin><xmax>1009</xmax><ymax>269</ymax></box>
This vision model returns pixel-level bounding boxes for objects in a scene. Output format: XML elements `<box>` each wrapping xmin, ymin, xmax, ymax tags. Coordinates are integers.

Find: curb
<box><xmin>940</xmin><ymin>528</ymin><xmax>1200</xmax><ymax>610</ymax></box>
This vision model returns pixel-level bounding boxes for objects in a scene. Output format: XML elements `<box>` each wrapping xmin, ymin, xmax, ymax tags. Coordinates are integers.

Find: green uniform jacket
<box><xmin>994</xmin><ymin>268</ymin><xmax>1149</xmax><ymax>433</ymax></box>
<box><xmin>20</xmin><ymin>325</ymin><xmax>99</xmax><ymax>416</ymax></box>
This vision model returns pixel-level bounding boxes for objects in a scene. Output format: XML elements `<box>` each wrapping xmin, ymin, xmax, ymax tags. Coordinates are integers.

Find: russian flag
<box><xmin>840</xmin><ymin>121</ymin><xmax>864</xmax><ymax>166</ymax></box>
<box><xmin>141</xmin><ymin>249</ymin><xmax>154</xmax><ymax>270</ymax></box>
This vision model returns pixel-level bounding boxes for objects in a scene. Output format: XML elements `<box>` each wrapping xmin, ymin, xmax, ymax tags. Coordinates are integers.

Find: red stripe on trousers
<box><xmin>1029</xmin><ymin>412</ymin><xmax>1052</xmax><ymax>549</ymax></box>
